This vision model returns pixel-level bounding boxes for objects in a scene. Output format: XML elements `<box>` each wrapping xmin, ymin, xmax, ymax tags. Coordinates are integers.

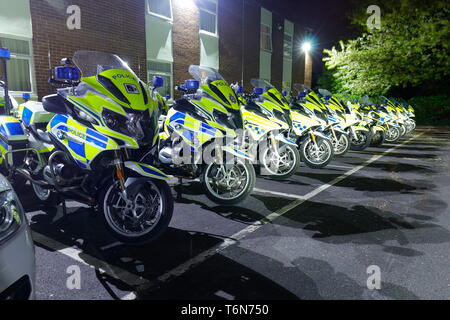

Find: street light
<box><xmin>302</xmin><ymin>41</ymin><xmax>312</xmax><ymax>53</ymax></box>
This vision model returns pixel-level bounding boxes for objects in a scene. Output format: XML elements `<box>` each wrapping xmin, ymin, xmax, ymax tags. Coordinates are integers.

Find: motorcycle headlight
<box><xmin>102</xmin><ymin>109</ymin><xmax>146</xmax><ymax>142</ymax></box>
<box><xmin>0</xmin><ymin>180</ymin><xmax>24</xmax><ymax>243</ymax></box>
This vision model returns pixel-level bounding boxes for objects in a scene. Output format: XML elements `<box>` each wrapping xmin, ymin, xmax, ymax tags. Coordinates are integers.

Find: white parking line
<box><xmin>128</xmin><ymin>131</ymin><xmax>425</xmax><ymax>298</ymax></box>
<box><xmin>31</xmin><ymin>131</ymin><xmax>426</xmax><ymax>300</ymax></box>
<box><xmin>253</xmin><ymin>188</ymin><xmax>306</xmax><ymax>200</ymax></box>
<box><xmin>31</xmin><ymin>231</ymin><xmax>150</xmax><ymax>287</ymax></box>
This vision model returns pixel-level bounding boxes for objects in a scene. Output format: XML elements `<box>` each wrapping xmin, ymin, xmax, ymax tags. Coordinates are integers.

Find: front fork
<box><xmin>114</xmin><ymin>151</ymin><xmax>127</xmax><ymax>192</ymax></box>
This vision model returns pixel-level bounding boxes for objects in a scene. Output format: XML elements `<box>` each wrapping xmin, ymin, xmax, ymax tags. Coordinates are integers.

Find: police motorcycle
<box><xmin>0</xmin><ymin>50</ymin><xmax>174</xmax><ymax>244</ymax></box>
<box><xmin>316</xmin><ymin>89</ymin><xmax>354</xmax><ymax>156</ymax></box>
<box><xmin>288</xmin><ymin>84</ymin><xmax>334</xmax><ymax>169</ymax></box>
<box><xmin>394</xmin><ymin>98</ymin><xmax>416</xmax><ymax>133</ymax></box>
<box><xmin>155</xmin><ymin>65</ymin><xmax>256</xmax><ymax>205</ymax></box>
<box><xmin>232</xmin><ymin>79</ymin><xmax>300</xmax><ymax>180</ymax></box>
<box><xmin>370</xmin><ymin>97</ymin><xmax>403</xmax><ymax>143</ymax></box>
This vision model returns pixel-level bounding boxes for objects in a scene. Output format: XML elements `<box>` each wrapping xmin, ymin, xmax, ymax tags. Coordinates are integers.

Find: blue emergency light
<box><xmin>0</xmin><ymin>48</ymin><xmax>11</xmax><ymax>59</ymax></box>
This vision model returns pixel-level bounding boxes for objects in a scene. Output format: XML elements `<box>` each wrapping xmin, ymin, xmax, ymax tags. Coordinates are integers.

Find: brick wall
<box><xmin>172</xmin><ymin>0</ymin><xmax>200</xmax><ymax>95</ymax></box>
<box><xmin>30</xmin><ymin>0</ymin><xmax>147</xmax><ymax>99</ymax></box>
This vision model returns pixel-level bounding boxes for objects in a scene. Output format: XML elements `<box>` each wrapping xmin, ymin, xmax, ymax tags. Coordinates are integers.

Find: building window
<box><xmin>0</xmin><ymin>37</ymin><xmax>33</xmax><ymax>93</ymax></box>
<box><xmin>198</xmin><ymin>0</ymin><xmax>218</xmax><ymax>35</ymax></box>
<box><xmin>283</xmin><ymin>34</ymin><xmax>293</xmax><ymax>59</ymax></box>
<box><xmin>148</xmin><ymin>60</ymin><xmax>173</xmax><ymax>98</ymax></box>
<box><xmin>147</xmin><ymin>0</ymin><xmax>172</xmax><ymax>20</ymax></box>
<box><xmin>260</xmin><ymin>24</ymin><xmax>272</xmax><ymax>52</ymax></box>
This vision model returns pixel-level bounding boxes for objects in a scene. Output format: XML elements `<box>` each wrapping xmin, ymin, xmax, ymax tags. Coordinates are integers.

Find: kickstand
<box><xmin>176</xmin><ymin>177</ymin><xmax>183</xmax><ymax>200</ymax></box>
<box><xmin>61</xmin><ymin>197</ymin><xmax>67</xmax><ymax>216</ymax></box>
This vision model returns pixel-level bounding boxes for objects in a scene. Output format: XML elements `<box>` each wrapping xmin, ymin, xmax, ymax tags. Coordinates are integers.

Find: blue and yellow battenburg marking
<box><xmin>0</xmin><ymin>116</ymin><xmax>28</xmax><ymax>164</ymax></box>
<box><xmin>164</xmin><ymin>110</ymin><xmax>224</xmax><ymax>151</ymax></box>
<box><xmin>48</xmin><ymin>114</ymin><xmax>119</xmax><ymax>169</ymax></box>
<box><xmin>124</xmin><ymin>161</ymin><xmax>169</xmax><ymax>180</ymax></box>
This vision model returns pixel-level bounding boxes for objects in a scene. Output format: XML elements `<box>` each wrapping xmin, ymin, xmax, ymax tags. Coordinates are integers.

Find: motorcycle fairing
<box><xmin>48</xmin><ymin>114</ymin><xmax>119</xmax><ymax>169</ymax></box>
<box><xmin>124</xmin><ymin>161</ymin><xmax>169</xmax><ymax>180</ymax></box>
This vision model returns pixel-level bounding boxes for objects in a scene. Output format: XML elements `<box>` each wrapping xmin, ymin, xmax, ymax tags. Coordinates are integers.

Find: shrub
<box><xmin>409</xmin><ymin>95</ymin><xmax>450</xmax><ymax>126</ymax></box>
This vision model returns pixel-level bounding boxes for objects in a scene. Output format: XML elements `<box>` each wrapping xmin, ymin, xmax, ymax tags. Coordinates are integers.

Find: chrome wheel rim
<box><xmin>104</xmin><ymin>180</ymin><xmax>163</xmax><ymax>238</ymax></box>
<box><xmin>262</xmin><ymin>145</ymin><xmax>297</xmax><ymax>176</ymax></box>
<box><xmin>334</xmin><ymin>135</ymin><xmax>348</xmax><ymax>155</ymax></box>
<box><xmin>204</xmin><ymin>160</ymin><xmax>250</xmax><ymax>201</ymax></box>
<box><xmin>304</xmin><ymin>140</ymin><xmax>331</xmax><ymax>165</ymax></box>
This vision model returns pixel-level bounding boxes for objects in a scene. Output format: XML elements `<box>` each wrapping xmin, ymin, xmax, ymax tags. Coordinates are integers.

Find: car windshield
<box><xmin>72</xmin><ymin>50</ymin><xmax>136</xmax><ymax>78</ymax></box>
<box><xmin>188</xmin><ymin>65</ymin><xmax>225</xmax><ymax>84</ymax></box>
<box><xmin>251</xmin><ymin>78</ymin><xmax>274</xmax><ymax>91</ymax></box>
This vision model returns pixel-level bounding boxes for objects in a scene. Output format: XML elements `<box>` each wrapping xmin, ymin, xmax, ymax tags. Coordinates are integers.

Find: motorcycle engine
<box><xmin>43</xmin><ymin>151</ymin><xmax>85</xmax><ymax>187</ymax></box>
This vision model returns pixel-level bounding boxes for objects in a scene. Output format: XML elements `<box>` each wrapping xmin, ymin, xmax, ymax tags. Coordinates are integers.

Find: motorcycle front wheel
<box><xmin>385</xmin><ymin>127</ymin><xmax>401</xmax><ymax>143</ymax></box>
<box><xmin>99</xmin><ymin>178</ymin><xmax>173</xmax><ymax>245</ymax></box>
<box><xmin>260</xmin><ymin>143</ymin><xmax>301</xmax><ymax>180</ymax></box>
<box><xmin>300</xmin><ymin>139</ymin><xmax>334</xmax><ymax>169</ymax></box>
<box><xmin>350</xmin><ymin>130</ymin><xmax>372</xmax><ymax>151</ymax></box>
<box><xmin>370</xmin><ymin>131</ymin><xmax>385</xmax><ymax>147</ymax></box>
<box><xmin>333</xmin><ymin>133</ymin><xmax>350</xmax><ymax>156</ymax></box>
<box><xmin>201</xmin><ymin>159</ymin><xmax>256</xmax><ymax>205</ymax></box>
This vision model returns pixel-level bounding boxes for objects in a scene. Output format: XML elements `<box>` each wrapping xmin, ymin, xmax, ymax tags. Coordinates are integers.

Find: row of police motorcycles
<box><xmin>0</xmin><ymin>50</ymin><xmax>416</xmax><ymax>244</ymax></box>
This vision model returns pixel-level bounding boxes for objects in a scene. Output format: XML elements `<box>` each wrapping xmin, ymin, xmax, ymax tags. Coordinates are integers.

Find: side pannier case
<box><xmin>0</xmin><ymin>116</ymin><xmax>29</xmax><ymax>166</ymax></box>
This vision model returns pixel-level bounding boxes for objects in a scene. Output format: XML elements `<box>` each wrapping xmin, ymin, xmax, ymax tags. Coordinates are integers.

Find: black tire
<box><xmin>201</xmin><ymin>160</ymin><xmax>256</xmax><ymax>205</ymax></box>
<box><xmin>99</xmin><ymin>178</ymin><xmax>173</xmax><ymax>245</ymax></box>
<box><xmin>370</xmin><ymin>130</ymin><xmax>385</xmax><ymax>147</ymax></box>
<box><xmin>261</xmin><ymin>144</ymin><xmax>301</xmax><ymax>180</ymax></box>
<box><xmin>398</xmin><ymin>124</ymin><xmax>406</xmax><ymax>137</ymax></box>
<box><xmin>350</xmin><ymin>130</ymin><xmax>372</xmax><ymax>151</ymax></box>
<box><xmin>333</xmin><ymin>133</ymin><xmax>350</xmax><ymax>156</ymax></box>
<box><xmin>385</xmin><ymin>127</ymin><xmax>401</xmax><ymax>143</ymax></box>
<box><xmin>300</xmin><ymin>139</ymin><xmax>334</xmax><ymax>169</ymax></box>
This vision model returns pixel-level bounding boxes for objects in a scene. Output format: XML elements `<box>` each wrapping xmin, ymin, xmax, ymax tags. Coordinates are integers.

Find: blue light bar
<box><xmin>185</xmin><ymin>79</ymin><xmax>200</xmax><ymax>90</ymax></box>
<box><xmin>152</xmin><ymin>76</ymin><xmax>164</xmax><ymax>88</ymax></box>
<box><xmin>54</xmin><ymin>66</ymin><xmax>80</xmax><ymax>81</ymax></box>
<box><xmin>0</xmin><ymin>48</ymin><xmax>11</xmax><ymax>59</ymax></box>
<box><xmin>253</xmin><ymin>87</ymin><xmax>264</xmax><ymax>95</ymax></box>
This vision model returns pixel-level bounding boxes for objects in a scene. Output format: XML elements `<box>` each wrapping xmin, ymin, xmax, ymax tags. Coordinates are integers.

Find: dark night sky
<box><xmin>257</xmin><ymin>0</ymin><xmax>357</xmax><ymax>82</ymax></box>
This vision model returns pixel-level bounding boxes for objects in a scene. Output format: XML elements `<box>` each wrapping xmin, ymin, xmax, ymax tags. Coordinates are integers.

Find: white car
<box><xmin>0</xmin><ymin>174</ymin><xmax>36</xmax><ymax>300</ymax></box>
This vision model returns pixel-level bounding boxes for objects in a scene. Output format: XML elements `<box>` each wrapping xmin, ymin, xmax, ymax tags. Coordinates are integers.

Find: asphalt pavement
<box><xmin>20</xmin><ymin>126</ymin><xmax>450</xmax><ymax>300</ymax></box>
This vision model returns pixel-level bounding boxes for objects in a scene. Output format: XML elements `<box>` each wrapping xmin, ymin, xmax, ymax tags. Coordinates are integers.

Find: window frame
<box><xmin>260</xmin><ymin>23</ymin><xmax>273</xmax><ymax>53</ymax></box>
<box><xmin>198</xmin><ymin>0</ymin><xmax>219</xmax><ymax>37</ymax></box>
<box><xmin>0</xmin><ymin>33</ymin><xmax>36</xmax><ymax>97</ymax></box>
<box><xmin>146</xmin><ymin>0</ymin><xmax>173</xmax><ymax>22</ymax></box>
<box><xmin>147</xmin><ymin>60</ymin><xmax>173</xmax><ymax>99</ymax></box>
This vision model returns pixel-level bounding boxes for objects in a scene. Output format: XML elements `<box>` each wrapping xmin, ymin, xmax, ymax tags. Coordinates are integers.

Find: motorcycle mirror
<box><xmin>165</xmin><ymin>94</ymin><xmax>171</xmax><ymax>101</ymax></box>
<box><xmin>60</xmin><ymin>58</ymin><xmax>73</xmax><ymax>66</ymax></box>
<box><xmin>282</xmin><ymin>91</ymin><xmax>287</xmax><ymax>97</ymax></box>
<box><xmin>152</xmin><ymin>76</ymin><xmax>164</xmax><ymax>89</ymax></box>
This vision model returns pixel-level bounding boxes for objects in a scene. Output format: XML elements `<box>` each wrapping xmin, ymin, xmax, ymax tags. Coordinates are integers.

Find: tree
<box><xmin>322</xmin><ymin>0</ymin><xmax>450</xmax><ymax>96</ymax></box>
